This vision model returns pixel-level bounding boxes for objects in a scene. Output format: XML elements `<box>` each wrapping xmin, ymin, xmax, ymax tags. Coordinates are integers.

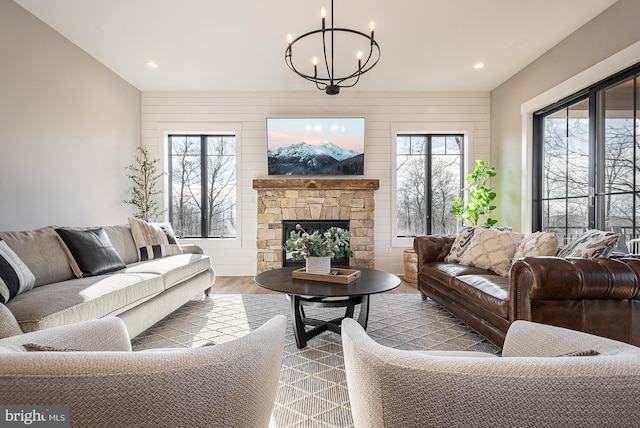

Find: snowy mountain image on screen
<box><xmin>268</xmin><ymin>142</ymin><xmax>364</xmax><ymax>175</ymax></box>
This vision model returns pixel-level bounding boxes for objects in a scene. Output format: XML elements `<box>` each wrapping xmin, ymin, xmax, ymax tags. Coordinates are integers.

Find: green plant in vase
<box><xmin>284</xmin><ymin>225</ymin><xmax>354</xmax><ymax>260</ymax></box>
<box><xmin>450</xmin><ymin>159</ymin><xmax>497</xmax><ymax>226</ymax></box>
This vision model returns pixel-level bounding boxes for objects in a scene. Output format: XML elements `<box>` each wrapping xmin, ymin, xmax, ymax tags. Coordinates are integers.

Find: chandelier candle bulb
<box><xmin>370</xmin><ymin>22</ymin><xmax>375</xmax><ymax>40</ymax></box>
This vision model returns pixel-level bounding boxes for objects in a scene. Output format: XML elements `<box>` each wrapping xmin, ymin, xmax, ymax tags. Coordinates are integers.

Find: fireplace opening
<box><xmin>282</xmin><ymin>220</ymin><xmax>350</xmax><ymax>268</ymax></box>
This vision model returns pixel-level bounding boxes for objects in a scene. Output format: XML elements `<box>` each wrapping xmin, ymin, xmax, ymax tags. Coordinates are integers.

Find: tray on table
<box><xmin>291</xmin><ymin>267</ymin><xmax>361</xmax><ymax>284</ymax></box>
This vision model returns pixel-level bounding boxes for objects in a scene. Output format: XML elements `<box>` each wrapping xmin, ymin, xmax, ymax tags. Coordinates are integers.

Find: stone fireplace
<box><xmin>253</xmin><ymin>179</ymin><xmax>379</xmax><ymax>273</ymax></box>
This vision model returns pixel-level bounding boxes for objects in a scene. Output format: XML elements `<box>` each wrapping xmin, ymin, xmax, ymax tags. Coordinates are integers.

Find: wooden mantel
<box><xmin>252</xmin><ymin>178</ymin><xmax>379</xmax><ymax>190</ymax></box>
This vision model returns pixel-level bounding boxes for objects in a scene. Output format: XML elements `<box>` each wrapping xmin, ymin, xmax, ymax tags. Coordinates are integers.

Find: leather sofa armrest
<box><xmin>413</xmin><ymin>235</ymin><xmax>454</xmax><ymax>264</ymax></box>
<box><xmin>510</xmin><ymin>256</ymin><xmax>640</xmax><ymax>320</ymax></box>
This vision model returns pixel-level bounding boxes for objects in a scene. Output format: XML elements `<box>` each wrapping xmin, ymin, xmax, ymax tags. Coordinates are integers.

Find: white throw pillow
<box><xmin>444</xmin><ymin>227</ymin><xmax>475</xmax><ymax>263</ymax></box>
<box><xmin>0</xmin><ymin>238</ymin><xmax>36</xmax><ymax>304</ymax></box>
<box><xmin>512</xmin><ymin>231</ymin><xmax>559</xmax><ymax>264</ymax></box>
<box><xmin>445</xmin><ymin>226</ymin><xmax>512</xmax><ymax>263</ymax></box>
<box><xmin>459</xmin><ymin>228</ymin><xmax>524</xmax><ymax>277</ymax></box>
<box><xmin>128</xmin><ymin>217</ymin><xmax>183</xmax><ymax>262</ymax></box>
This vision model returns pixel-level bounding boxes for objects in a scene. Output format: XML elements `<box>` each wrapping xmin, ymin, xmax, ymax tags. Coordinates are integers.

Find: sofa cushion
<box><xmin>102</xmin><ymin>224</ymin><xmax>139</xmax><ymax>265</ymax></box>
<box><xmin>557</xmin><ymin>229</ymin><xmax>620</xmax><ymax>259</ymax></box>
<box><xmin>450</xmin><ymin>274</ymin><xmax>510</xmax><ymax>318</ymax></box>
<box><xmin>420</xmin><ymin>262</ymin><xmax>491</xmax><ymax>288</ymax></box>
<box><xmin>0</xmin><ymin>238</ymin><xmax>35</xmax><ymax>304</ymax></box>
<box><xmin>55</xmin><ymin>228</ymin><xmax>126</xmax><ymax>278</ymax></box>
<box><xmin>5</xmin><ymin>273</ymin><xmax>164</xmax><ymax>333</ymax></box>
<box><xmin>0</xmin><ymin>227</ymin><xmax>74</xmax><ymax>287</ymax></box>
<box><xmin>459</xmin><ymin>228</ymin><xmax>524</xmax><ymax>277</ymax></box>
<box><xmin>512</xmin><ymin>231</ymin><xmax>559</xmax><ymax>263</ymax></box>
<box><xmin>120</xmin><ymin>254</ymin><xmax>212</xmax><ymax>289</ymax></box>
<box><xmin>129</xmin><ymin>217</ymin><xmax>183</xmax><ymax>261</ymax></box>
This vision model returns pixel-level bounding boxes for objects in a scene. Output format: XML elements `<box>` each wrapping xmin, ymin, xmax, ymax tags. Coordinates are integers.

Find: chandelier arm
<box><xmin>334</xmin><ymin>43</ymin><xmax>380</xmax><ymax>86</ymax></box>
<box><xmin>336</xmin><ymin>72</ymin><xmax>361</xmax><ymax>89</ymax></box>
<box><xmin>321</xmin><ymin>27</ymin><xmax>332</xmax><ymax>83</ymax></box>
<box><xmin>315</xmin><ymin>80</ymin><xmax>328</xmax><ymax>91</ymax></box>
<box><xmin>330</xmin><ymin>0</ymin><xmax>335</xmax><ymax>82</ymax></box>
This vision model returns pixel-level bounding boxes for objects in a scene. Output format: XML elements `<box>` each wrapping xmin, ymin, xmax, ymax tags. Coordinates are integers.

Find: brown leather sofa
<box><xmin>414</xmin><ymin>235</ymin><xmax>640</xmax><ymax>348</ymax></box>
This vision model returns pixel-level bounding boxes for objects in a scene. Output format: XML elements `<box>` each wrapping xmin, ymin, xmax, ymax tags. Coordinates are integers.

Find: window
<box><xmin>534</xmin><ymin>63</ymin><xmax>640</xmax><ymax>246</ymax></box>
<box><xmin>168</xmin><ymin>134</ymin><xmax>236</xmax><ymax>238</ymax></box>
<box><xmin>396</xmin><ymin>134</ymin><xmax>463</xmax><ymax>237</ymax></box>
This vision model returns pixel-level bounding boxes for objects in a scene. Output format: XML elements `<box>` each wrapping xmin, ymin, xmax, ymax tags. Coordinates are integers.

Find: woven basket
<box><xmin>403</xmin><ymin>249</ymin><xmax>418</xmax><ymax>284</ymax></box>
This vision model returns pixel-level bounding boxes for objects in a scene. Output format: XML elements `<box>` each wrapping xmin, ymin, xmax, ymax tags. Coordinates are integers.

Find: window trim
<box><xmin>157</xmin><ymin>122</ymin><xmax>242</xmax><ymax>249</ymax></box>
<box><xmin>520</xmin><ymin>39</ymin><xmax>640</xmax><ymax>233</ymax></box>
<box><xmin>390</xmin><ymin>122</ymin><xmax>475</xmax><ymax>248</ymax></box>
<box><xmin>532</xmin><ymin>62</ymin><xmax>640</xmax><ymax>236</ymax></box>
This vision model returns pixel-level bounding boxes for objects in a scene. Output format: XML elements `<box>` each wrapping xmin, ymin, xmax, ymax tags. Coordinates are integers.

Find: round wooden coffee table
<box><xmin>254</xmin><ymin>266</ymin><xmax>400</xmax><ymax>348</ymax></box>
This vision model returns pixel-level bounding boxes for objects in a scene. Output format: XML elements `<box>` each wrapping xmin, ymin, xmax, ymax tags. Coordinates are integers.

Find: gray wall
<box><xmin>490</xmin><ymin>0</ymin><xmax>640</xmax><ymax>231</ymax></box>
<box><xmin>0</xmin><ymin>0</ymin><xmax>141</xmax><ymax>231</ymax></box>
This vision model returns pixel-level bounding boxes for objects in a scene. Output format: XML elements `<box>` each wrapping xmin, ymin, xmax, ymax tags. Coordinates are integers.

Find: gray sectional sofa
<box><xmin>0</xmin><ymin>224</ymin><xmax>215</xmax><ymax>339</ymax></box>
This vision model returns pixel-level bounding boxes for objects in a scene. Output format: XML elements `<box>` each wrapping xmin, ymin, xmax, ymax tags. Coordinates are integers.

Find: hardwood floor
<box><xmin>210</xmin><ymin>275</ymin><xmax>420</xmax><ymax>294</ymax></box>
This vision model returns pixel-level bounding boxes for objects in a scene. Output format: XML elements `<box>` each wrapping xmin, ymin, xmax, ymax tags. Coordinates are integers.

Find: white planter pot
<box><xmin>306</xmin><ymin>256</ymin><xmax>331</xmax><ymax>274</ymax></box>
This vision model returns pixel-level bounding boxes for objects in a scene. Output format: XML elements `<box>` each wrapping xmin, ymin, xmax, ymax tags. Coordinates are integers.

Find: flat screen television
<box><xmin>266</xmin><ymin>117</ymin><xmax>365</xmax><ymax>175</ymax></box>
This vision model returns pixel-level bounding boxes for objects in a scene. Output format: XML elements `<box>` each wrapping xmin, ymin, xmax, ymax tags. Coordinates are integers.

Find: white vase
<box><xmin>306</xmin><ymin>256</ymin><xmax>331</xmax><ymax>274</ymax></box>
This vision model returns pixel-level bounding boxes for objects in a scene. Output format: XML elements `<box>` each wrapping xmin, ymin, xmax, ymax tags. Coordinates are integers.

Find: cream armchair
<box><xmin>342</xmin><ymin>318</ymin><xmax>640</xmax><ymax>428</ymax></box>
<box><xmin>0</xmin><ymin>315</ymin><xmax>287</xmax><ymax>428</ymax></box>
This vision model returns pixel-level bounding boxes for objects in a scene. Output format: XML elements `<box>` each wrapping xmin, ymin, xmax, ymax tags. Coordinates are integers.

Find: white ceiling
<box><xmin>14</xmin><ymin>0</ymin><xmax>618</xmax><ymax>93</ymax></box>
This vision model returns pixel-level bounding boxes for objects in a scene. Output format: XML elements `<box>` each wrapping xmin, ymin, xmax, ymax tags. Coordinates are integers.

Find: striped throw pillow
<box><xmin>0</xmin><ymin>238</ymin><xmax>36</xmax><ymax>304</ymax></box>
<box><xmin>128</xmin><ymin>217</ymin><xmax>183</xmax><ymax>262</ymax></box>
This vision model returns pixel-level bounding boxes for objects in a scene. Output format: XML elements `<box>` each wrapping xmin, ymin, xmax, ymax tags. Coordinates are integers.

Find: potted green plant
<box><xmin>123</xmin><ymin>146</ymin><xmax>165</xmax><ymax>222</ymax></box>
<box><xmin>450</xmin><ymin>159</ymin><xmax>497</xmax><ymax>226</ymax></box>
<box><xmin>284</xmin><ymin>224</ymin><xmax>354</xmax><ymax>274</ymax></box>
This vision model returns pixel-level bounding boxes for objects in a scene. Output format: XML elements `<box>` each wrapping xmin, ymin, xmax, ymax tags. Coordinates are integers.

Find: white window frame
<box><xmin>157</xmin><ymin>122</ymin><xmax>242</xmax><ymax>249</ymax></box>
<box><xmin>390</xmin><ymin>122</ymin><xmax>475</xmax><ymax>248</ymax></box>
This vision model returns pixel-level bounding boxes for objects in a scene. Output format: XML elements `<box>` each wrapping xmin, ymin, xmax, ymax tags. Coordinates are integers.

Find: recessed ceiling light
<box><xmin>473</xmin><ymin>62</ymin><xmax>485</xmax><ymax>70</ymax></box>
<box><xmin>146</xmin><ymin>61</ymin><xmax>158</xmax><ymax>69</ymax></box>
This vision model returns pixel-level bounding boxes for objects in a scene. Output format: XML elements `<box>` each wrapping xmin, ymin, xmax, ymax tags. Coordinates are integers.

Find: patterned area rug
<box><xmin>132</xmin><ymin>294</ymin><xmax>499</xmax><ymax>428</ymax></box>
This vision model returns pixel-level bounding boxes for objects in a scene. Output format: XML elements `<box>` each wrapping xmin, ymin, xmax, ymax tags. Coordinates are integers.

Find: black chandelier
<box><xmin>285</xmin><ymin>0</ymin><xmax>380</xmax><ymax>95</ymax></box>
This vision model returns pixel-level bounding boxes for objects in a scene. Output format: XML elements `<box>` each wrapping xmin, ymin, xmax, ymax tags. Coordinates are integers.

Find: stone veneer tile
<box><xmin>255</xmin><ymin>186</ymin><xmax>376</xmax><ymax>273</ymax></box>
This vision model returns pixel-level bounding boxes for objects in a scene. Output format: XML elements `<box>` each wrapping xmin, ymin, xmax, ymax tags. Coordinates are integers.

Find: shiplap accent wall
<box><xmin>141</xmin><ymin>91</ymin><xmax>490</xmax><ymax>276</ymax></box>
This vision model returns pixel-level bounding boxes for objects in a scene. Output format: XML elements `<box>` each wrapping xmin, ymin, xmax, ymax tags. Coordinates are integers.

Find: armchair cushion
<box><xmin>0</xmin><ymin>317</ymin><xmax>132</xmax><ymax>352</ymax></box>
<box><xmin>502</xmin><ymin>320</ymin><xmax>638</xmax><ymax>358</ymax></box>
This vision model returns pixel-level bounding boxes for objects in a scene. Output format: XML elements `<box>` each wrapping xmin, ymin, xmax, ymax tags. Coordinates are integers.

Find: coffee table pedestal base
<box><xmin>290</xmin><ymin>294</ymin><xmax>370</xmax><ymax>349</ymax></box>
